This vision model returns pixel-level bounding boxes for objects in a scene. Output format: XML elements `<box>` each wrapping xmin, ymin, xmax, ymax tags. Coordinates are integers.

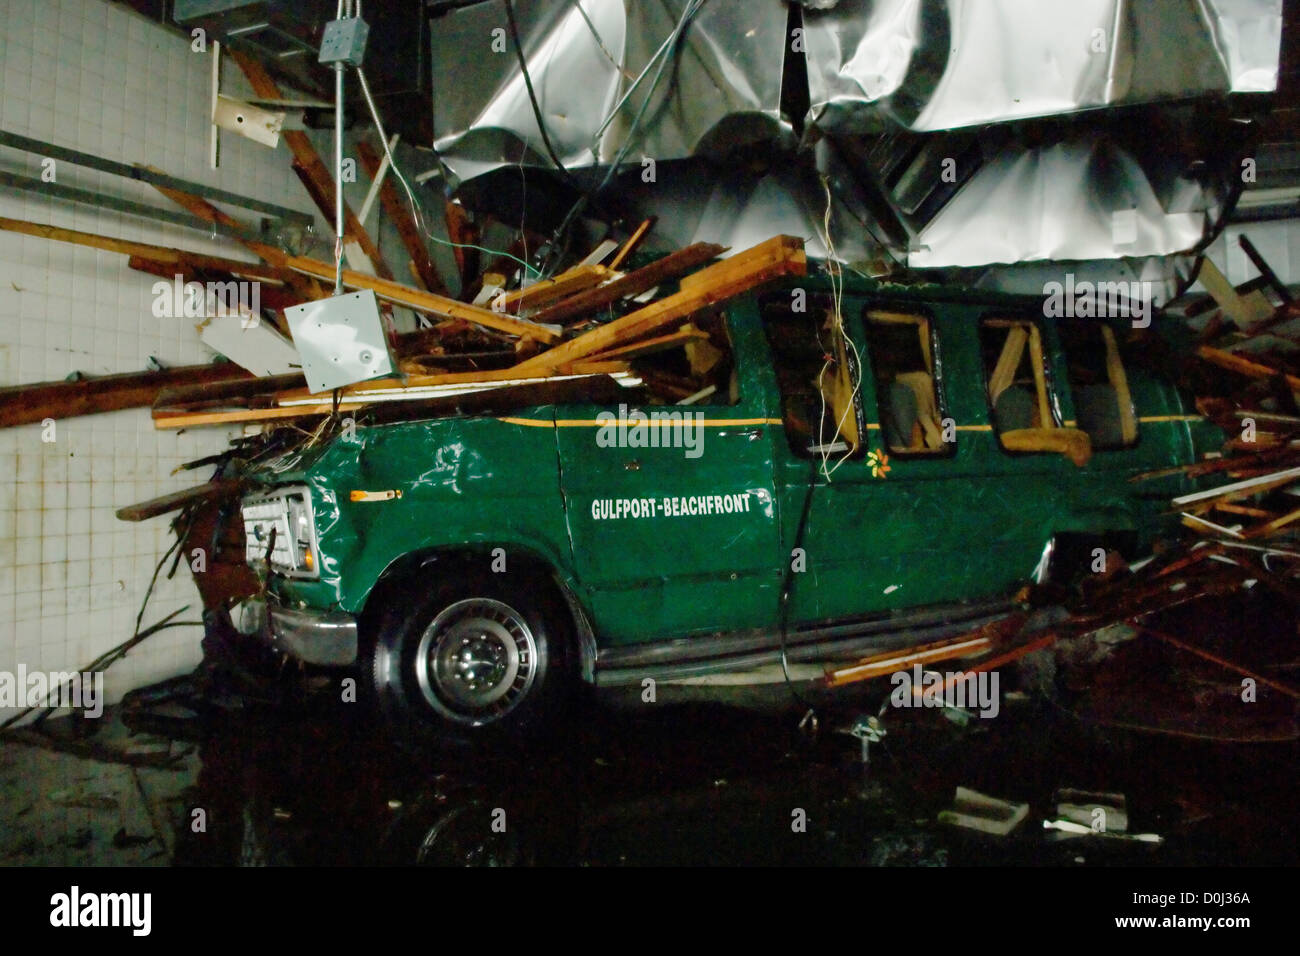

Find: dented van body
<box><xmin>234</xmin><ymin>273</ymin><xmax>1217</xmax><ymax>734</ymax></box>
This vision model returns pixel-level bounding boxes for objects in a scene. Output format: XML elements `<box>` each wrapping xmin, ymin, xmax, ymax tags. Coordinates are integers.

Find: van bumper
<box><xmin>234</xmin><ymin>597</ymin><xmax>358</xmax><ymax>666</ymax></box>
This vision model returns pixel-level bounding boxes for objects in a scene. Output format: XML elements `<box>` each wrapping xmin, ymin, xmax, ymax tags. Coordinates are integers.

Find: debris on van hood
<box><xmin>144</xmin><ymin>233</ymin><xmax>807</xmax><ymax>430</ymax></box>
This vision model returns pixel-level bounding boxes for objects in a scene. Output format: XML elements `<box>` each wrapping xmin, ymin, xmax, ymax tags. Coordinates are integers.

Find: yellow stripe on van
<box><xmin>496</xmin><ymin>417</ymin><xmax>784</xmax><ymax>428</ymax></box>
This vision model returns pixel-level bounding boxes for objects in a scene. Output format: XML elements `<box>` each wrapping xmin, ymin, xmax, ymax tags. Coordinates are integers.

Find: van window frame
<box><xmin>861</xmin><ymin>305</ymin><xmax>956</xmax><ymax>460</ymax></box>
<box><xmin>977</xmin><ymin>313</ymin><xmax>1065</xmax><ymax>455</ymax></box>
<box><xmin>760</xmin><ymin>293</ymin><xmax>867</xmax><ymax>463</ymax></box>
<box><xmin>1057</xmin><ymin>320</ymin><xmax>1141</xmax><ymax>452</ymax></box>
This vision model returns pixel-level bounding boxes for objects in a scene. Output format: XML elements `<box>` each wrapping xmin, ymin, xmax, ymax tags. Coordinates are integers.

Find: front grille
<box><xmin>241</xmin><ymin>486</ymin><xmax>320</xmax><ymax>579</ymax></box>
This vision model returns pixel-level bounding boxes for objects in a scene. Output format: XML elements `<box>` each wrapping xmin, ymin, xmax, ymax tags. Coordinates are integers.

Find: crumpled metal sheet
<box><xmin>424</xmin><ymin>0</ymin><xmax>1278</xmax><ymax>277</ymax></box>
<box><xmin>801</xmin><ymin>0</ymin><xmax>1282</xmax><ymax>134</ymax></box>
<box><xmin>430</xmin><ymin>0</ymin><xmax>791</xmax><ymax>184</ymax></box>
<box><xmin>908</xmin><ymin>139</ymin><xmax>1209</xmax><ymax>269</ymax></box>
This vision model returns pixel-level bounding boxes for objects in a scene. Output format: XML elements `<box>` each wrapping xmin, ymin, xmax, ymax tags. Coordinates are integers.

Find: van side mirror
<box><xmin>999</xmin><ymin>428</ymin><xmax>1092</xmax><ymax>467</ymax></box>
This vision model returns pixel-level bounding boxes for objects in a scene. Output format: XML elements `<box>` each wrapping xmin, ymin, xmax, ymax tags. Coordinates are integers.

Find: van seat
<box><xmin>995</xmin><ymin>385</ymin><xmax>1036</xmax><ymax>432</ymax></box>
<box><xmin>883</xmin><ymin>380</ymin><xmax>919</xmax><ymax>449</ymax></box>
<box><xmin>1075</xmin><ymin>384</ymin><xmax>1123</xmax><ymax>447</ymax></box>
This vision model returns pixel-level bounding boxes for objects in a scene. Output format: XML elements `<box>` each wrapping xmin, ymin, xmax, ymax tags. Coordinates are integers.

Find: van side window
<box><xmin>1059</xmin><ymin>322</ymin><xmax>1138</xmax><ymax>449</ymax></box>
<box><xmin>979</xmin><ymin>317</ymin><xmax>1060</xmax><ymax>442</ymax></box>
<box><xmin>864</xmin><ymin>309</ymin><xmax>952</xmax><ymax>456</ymax></box>
<box><xmin>762</xmin><ymin>297</ymin><xmax>864</xmax><ymax>459</ymax></box>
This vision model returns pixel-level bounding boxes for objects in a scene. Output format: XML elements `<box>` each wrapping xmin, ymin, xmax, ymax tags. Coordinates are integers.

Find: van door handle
<box><xmin>717</xmin><ymin>427</ymin><xmax>763</xmax><ymax>441</ymax></box>
<box><xmin>623</xmin><ymin>459</ymin><xmax>640</xmax><ymax>471</ymax></box>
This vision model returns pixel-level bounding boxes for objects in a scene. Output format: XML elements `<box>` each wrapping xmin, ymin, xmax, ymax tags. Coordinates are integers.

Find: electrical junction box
<box><xmin>319</xmin><ymin>17</ymin><xmax>369</xmax><ymax>66</ymax></box>
<box><xmin>284</xmin><ymin>290</ymin><xmax>394</xmax><ymax>394</ymax></box>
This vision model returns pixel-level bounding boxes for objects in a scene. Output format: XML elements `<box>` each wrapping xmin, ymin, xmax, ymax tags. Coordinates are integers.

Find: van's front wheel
<box><xmin>367</xmin><ymin>570</ymin><xmax>574</xmax><ymax>742</ymax></box>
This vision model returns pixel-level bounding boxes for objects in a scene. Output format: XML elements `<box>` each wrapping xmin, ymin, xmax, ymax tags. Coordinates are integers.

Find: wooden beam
<box><xmin>0</xmin><ymin>216</ymin><xmax>283</xmax><ymax>281</ymax></box>
<box><xmin>153</xmin><ymin>372</ymin><xmax>306</xmax><ymax>414</ymax></box>
<box><xmin>0</xmin><ymin>213</ymin><xmax>555</xmax><ymax>344</ymax></box>
<box><xmin>155</xmin><ymin>369</ymin><xmax>629</xmax><ymax>429</ymax></box>
<box><xmin>494</xmin><ymin>264</ymin><xmax>610</xmax><ymax>314</ymax></box>
<box><xmin>228</xmin><ymin>48</ymin><xmax>393</xmax><ymax>281</ymax></box>
<box><xmin>126</xmin><ymin>255</ymin><xmax>297</xmax><ymax>322</ymax></box>
<box><xmin>608</xmin><ymin>217</ymin><xmax>655</xmax><ymax>271</ymax></box>
<box><xmin>140</xmin><ymin>163</ymin><xmax>323</xmax><ymax>302</ymax></box>
<box><xmin>584</xmin><ymin>327</ymin><xmax>708</xmax><ymax>363</ymax></box>
<box><xmin>0</xmin><ymin>363</ymin><xmax>252</xmax><ymax>427</ymax></box>
<box><xmin>1197</xmin><ymin>346</ymin><xmax>1300</xmax><ymax>391</ymax></box>
<box><xmin>284</xmin><ymin>255</ymin><xmax>559</xmax><ymax>343</ymax></box>
<box><xmin>1196</xmin><ymin>258</ymin><xmax>1274</xmax><ymax>328</ymax></box>
<box><xmin>115</xmin><ymin>479</ymin><xmax>244</xmax><ymax>522</ymax></box>
<box><xmin>356</xmin><ymin>140</ymin><xmax>446</xmax><ymax>295</ymax></box>
<box><xmin>273</xmin><ymin>361</ymin><xmax>629</xmax><ymax>404</ymax></box>
<box><xmin>529</xmin><ymin>243</ymin><xmax>726</xmax><ymax>326</ymax></box>
<box><xmin>513</xmin><ymin>235</ymin><xmax>806</xmax><ymax>373</ymax></box>
<box><xmin>444</xmin><ymin>201</ymin><xmax>479</xmax><ymax>286</ymax></box>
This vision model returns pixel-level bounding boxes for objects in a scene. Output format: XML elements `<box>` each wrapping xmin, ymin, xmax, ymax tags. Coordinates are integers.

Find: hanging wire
<box><xmin>813</xmin><ymin>175</ymin><xmax>864</xmax><ymax>481</ymax></box>
<box><xmin>355</xmin><ymin>67</ymin><xmax>541</xmax><ymax>280</ymax></box>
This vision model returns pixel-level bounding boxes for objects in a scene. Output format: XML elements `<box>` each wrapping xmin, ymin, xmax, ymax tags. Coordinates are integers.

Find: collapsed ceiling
<box><xmin>424</xmin><ymin>0</ymin><xmax>1283</xmax><ymax>295</ymax></box>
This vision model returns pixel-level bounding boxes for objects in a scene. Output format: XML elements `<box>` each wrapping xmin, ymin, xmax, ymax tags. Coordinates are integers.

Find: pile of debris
<box><xmin>0</xmin><ymin>47</ymin><xmax>810</xmax><ymax>436</ymax></box>
<box><xmin>826</xmin><ymin>236</ymin><xmax>1300</xmax><ymax>733</ymax></box>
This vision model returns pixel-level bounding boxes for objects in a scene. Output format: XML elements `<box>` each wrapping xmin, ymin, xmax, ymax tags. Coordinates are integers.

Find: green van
<box><xmin>234</xmin><ymin>273</ymin><xmax>1215</xmax><ymax>737</ymax></box>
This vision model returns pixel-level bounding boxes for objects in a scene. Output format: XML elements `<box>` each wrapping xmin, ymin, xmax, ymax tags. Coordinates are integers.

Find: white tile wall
<box><xmin>1200</xmin><ymin>219</ymin><xmax>1300</xmax><ymax>288</ymax></box>
<box><xmin>0</xmin><ymin>0</ymin><xmax>334</xmax><ymax>711</ymax></box>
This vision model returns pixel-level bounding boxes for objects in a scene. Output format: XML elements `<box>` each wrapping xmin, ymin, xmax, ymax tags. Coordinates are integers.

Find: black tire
<box><xmin>365</xmin><ymin>567</ymin><xmax>575</xmax><ymax>745</ymax></box>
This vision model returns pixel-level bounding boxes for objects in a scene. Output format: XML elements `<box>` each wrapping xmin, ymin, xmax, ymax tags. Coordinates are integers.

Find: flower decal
<box><xmin>867</xmin><ymin>449</ymin><xmax>890</xmax><ymax>479</ymax></box>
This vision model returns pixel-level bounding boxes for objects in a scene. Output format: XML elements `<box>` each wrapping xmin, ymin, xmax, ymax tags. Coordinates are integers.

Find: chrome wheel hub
<box><xmin>415</xmin><ymin>598</ymin><xmax>538</xmax><ymax>725</ymax></box>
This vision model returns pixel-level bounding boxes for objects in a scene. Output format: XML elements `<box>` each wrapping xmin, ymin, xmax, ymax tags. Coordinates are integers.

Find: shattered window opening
<box><xmin>864</xmin><ymin>308</ymin><xmax>953</xmax><ymax>457</ymax></box>
<box><xmin>762</xmin><ymin>296</ymin><xmax>864</xmax><ymax>460</ymax></box>
<box><xmin>979</xmin><ymin>316</ymin><xmax>1062</xmax><ymax>446</ymax></box>
<box><xmin>1059</xmin><ymin>321</ymin><xmax>1139</xmax><ymax>451</ymax></box>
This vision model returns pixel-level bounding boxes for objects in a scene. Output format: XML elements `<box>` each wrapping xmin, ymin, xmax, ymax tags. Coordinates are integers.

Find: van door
<box><xmin>553</xmin><ymin>309</ymin><xmax>782</xmax><ymax>647</ymax></box>
<box><xmin>761</xmin><ymin>295</ymin><xmax>977</xmax><ymax>624</ymax></box>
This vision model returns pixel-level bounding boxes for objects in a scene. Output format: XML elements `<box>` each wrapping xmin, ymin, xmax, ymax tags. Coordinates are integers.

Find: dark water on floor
<box><xmin>163</xmin><ymin>660</ymin><xmax>1298</xmax><ymax>867</ymax></box>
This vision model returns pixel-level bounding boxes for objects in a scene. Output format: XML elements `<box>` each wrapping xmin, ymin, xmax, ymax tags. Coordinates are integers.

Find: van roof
<box><xmin>768</xmin><ymin>261</ymin><xmax>1050</xmax><ymax>311</ymax></box>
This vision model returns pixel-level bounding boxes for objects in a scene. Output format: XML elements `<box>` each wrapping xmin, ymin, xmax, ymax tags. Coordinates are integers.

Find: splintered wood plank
<box><xmin>141</xmin><ymin>164</ymin><xmax>324</xmax><ymax>303</ymax></box>
<box><xmin>583</xmin><ymin>327</ymin><xmax>708</xmax><ymax>362</ymax></box>
<box><xmin>228</xmin><ymin>48</ymin><xmax>393</xmax><ymax>280</ymax></box>
<box><xmin>608</xmin><ymin>218</ymin><xmax>655</xmax><ymax>271</ymax></box>
<box><xmin>283</xmin><ymin>255</ymin><xmax>559</xmax><ymax>343</ymax></box>
<box><xmin>444</xmin><ymin>201</ymin><xmax>479</xmax><ymax>286</ymax></box>
<box><xmin>1197</xmin><ymin>346</ymin><xmax>1300</xmax><ymax>391</ymax></box>
<box><xmin>1197</xmin><ymin>257</ymin><xmax>1274</xmax><ymax>328</ymax></box>
<box><xmin>273</xmin><ymin>361</ymin><xmax>629</xmax><ymax>404</ymax></box>
<box><xmin>495</xmin><ymin>264</ymin><xmax>610</xmax><ymax>314</ymax></box>
<box><xmin>0</xmin><ymin>363</ymin><xmax>253</xmax><ymax>428</ymax></box>
<box><xmin>0</xmin><ymin>216</ymin><xmax>283</xmax><ymax>280</ymax></box>
<box><xmin>514</xmin><ymin>236</ymin><xmax>806</xmax><ymax>374</ymax></box>
<box><xmin>356</xmin><ymin>140</ymin><xmax>447</xmax><ymax>294</ymax></box>
<box><xmin>529</xmin><ymin>243</ymin><xmax>726</xmax><ymax>326</ymax></box>
<box><xmin>126</xmin><ymin>255</ymin><xmax>295</xmax><ymax>335</ymax></box>
<box><xmin>115</xmin><ymin>479</ymin><xmax>244</xmax><ymax>522</ymax></box>
<box><xmin>1242</xmin><ymin>504</ymin><xmax>1300</xmax><ymax>539</ymax></box>
<box><xmin>154</xmin><ymin>368</ymin><xmax>630</xmax><ymax>428</ymax></box>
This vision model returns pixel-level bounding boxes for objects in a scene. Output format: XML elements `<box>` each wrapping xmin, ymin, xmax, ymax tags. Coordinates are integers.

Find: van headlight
<box><xmin>241</xmin><ymin>486</ymin><xmax>321</xmax><ymax>579</ymax></box>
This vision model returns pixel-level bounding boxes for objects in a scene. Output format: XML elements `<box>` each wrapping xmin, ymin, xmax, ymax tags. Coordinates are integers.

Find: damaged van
<box><xmin>232</xmin><ymin>274</ymin><xmax>1217</xmax><ymax>739</ymax></box>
